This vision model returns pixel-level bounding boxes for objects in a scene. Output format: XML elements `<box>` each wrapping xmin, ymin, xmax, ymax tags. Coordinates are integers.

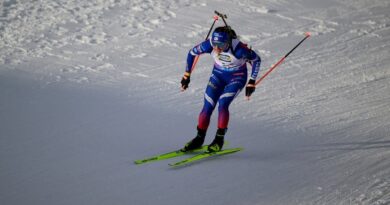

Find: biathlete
<box><xmin>180</xmin><ymin>26</ymin><xmax>261</xmax><ymax>152</ymax></box>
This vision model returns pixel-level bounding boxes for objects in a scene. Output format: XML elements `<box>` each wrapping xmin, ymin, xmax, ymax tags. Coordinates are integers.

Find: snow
<box><xmin>1</xmin><ymin>0</ymin><xmax>390</xmax><ymax>204</ymax></box>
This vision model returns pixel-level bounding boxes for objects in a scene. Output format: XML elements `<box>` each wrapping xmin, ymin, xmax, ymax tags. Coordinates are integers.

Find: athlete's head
<box><xmin>211</xmin><ymin>28</ymin><xmax>230</xmax><ymax>51</ymax></box>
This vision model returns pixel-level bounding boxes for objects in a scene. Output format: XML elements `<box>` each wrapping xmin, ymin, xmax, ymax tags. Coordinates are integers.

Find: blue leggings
<box><xmin>198</xmin><ymin>67</ymin><xmax>247</xmax><ymax>130</ymax></box>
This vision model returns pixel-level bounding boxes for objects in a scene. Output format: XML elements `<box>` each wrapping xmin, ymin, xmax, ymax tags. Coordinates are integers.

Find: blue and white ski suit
<box><xmin>186</xmin><ymin>38</ymin><xmax>261</xmax><ymax>130</ymax></box>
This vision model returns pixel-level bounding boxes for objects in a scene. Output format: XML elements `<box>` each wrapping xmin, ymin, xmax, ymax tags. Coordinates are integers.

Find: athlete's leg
<box><xmin>198</xmin><ymin>72</ymin><xmax>225</xmax><ymax>131</ymax></box>
<box><xmin>183</xmin><ymin>70</ymin><xmax>226</xmax><ymax>151</ymax></box>
<box><xmin>217</xmin><ymin>75</ymin><xmax>246</xmax><ymax>129</ymax></box>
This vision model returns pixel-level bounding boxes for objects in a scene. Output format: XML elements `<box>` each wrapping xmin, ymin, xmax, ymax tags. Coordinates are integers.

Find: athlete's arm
<box><xmin>234</xmin><ymin>42</ymin><xmax>261</xmax><ymax>81</ymax></box>
<box><xmin>185</xmin><ymin>40</ymin><xmax>213</xmax><ymax>73</ymax></box>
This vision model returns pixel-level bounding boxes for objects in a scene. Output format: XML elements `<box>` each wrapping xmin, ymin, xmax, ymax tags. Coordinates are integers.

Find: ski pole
<box><xmin>190</xmin><ymin>15</ymin><xmax>219</xmax><ymax>72</ymax></box>
<box><xmin>214</xmin><ymin>10</ymin><xmax>235</xmax><ymax>40</ymax></box>
<box><xmin>214</xmin><ymin>10</ymin><xmax>228</xmax><ymax>27</ymax></box>
<box><xmin>255</xmin><ymin>32</ymin><xmax>311</xmax><ymax>86</ymax></box>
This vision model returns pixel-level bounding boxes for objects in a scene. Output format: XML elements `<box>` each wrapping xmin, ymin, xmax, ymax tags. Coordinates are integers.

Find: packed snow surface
<box><xmin>1</xmin><ymin>0</ymin><xmax>389</xmax><ymax>204</ymax></box>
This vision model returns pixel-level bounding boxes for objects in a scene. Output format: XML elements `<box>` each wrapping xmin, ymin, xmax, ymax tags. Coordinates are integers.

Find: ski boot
<box><xmin>182</xmin><ymin>127</ymin><xmax>207</xmax><ymax>152</ymax></box>
<box><xmin>208</xmin><ymin>128</ymin><xmax>226</xmax><ymax>152</ymax></box>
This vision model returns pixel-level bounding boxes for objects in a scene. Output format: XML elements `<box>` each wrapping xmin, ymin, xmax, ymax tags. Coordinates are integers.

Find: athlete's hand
<box><xmin>181</xmin><ymin>72</ymin><xmax>191</xmax><ymax>91</ymax></box>
<box><xmin>245</xmin><ymin>79</ymin><xmax>256</xmax><ymax>100</ymax></box>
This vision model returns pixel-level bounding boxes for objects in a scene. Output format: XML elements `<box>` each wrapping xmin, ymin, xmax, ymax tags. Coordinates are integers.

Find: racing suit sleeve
<box><xmin>185</xmin><ymin>39</ymin><xmax>213</xmax><ymax>73</ymax></box>
<box><xmin>234</xmin><ymin>42</ymin><xmax>262</xmax><ymax>81</ymax></box>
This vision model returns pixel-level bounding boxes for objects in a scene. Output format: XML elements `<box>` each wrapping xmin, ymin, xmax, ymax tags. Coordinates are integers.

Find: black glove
<box><xmin>181</xmin><ymin>72</ymin><xmax>191</xmax><ymax>90</ymax></box>
<box><xmin>245</xmin><ymin>79</ymin><xmax>256</xmax><ymax>97</ymax></box>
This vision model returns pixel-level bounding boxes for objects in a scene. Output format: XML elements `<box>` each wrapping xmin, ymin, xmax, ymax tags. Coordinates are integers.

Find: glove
<box><xmin>245</xmin><ymin>79</ymin><xmax>256</xmax><ymax>98</ymax></box>
<box><xmin>181</xmin><ymin>72</ymin><xmax>191</xmax><ymax>91</ymax></box>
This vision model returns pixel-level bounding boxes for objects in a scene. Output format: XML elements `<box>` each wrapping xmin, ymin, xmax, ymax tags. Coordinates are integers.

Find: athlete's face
<box><xmin>212</xmin><ymin>41</ymin><xmax>229</xmax><ymax>54</ymax></box>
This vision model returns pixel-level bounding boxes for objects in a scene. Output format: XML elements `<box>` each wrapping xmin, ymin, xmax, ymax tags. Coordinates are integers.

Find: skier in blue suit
<box><xmin>181</xmin><ymin>26</ymin><xmax>261</xmax><ymax>152</ymax></box>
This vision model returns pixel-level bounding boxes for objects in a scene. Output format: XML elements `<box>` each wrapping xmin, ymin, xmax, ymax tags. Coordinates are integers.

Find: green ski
<box><xmin>134</xmin><ymin>145</ymin><xmax>208</xmax><ymax>165</ymax></box>
<box><xmin>169</xmin><ymin>147</ymin><xmax>243</xmax><ymax>167</ymax></box>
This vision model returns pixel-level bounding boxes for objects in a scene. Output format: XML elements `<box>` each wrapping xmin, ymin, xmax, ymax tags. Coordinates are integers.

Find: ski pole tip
<box><xmin>305</xmin><ymin>32</ymin><xmax>311</xmax><ymax>37</ymax></box>
<box><xmin>213</xmin><ymin>15</ymin><xmax>219</xmax><ymax>20</ymax></box>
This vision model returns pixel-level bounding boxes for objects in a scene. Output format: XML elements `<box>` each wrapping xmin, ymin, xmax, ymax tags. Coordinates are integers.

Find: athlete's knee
<box><xmin>218</xmin><ymin>98</ymin><xmax>232</xmax><ymax>112</ymax></box>
<box><xmin>202</xmin><ymin>102</ymin><xmax>215</xmax><ymax>115</ymax></box>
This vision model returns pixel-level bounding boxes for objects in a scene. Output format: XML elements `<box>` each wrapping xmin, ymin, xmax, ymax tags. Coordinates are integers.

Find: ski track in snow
<box><xmin>1</xmin><ymin>0</ymin><xmax>390</xmax><ymax>204</ymax></box>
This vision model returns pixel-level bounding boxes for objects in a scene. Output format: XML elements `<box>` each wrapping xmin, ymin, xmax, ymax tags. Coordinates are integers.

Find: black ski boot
<box><xmin>182</xmin><ymin>127</ymin><xmax>207</xmax><ymax>152</ymax></box>
<box><xmin>208</xmin><ymin>128</ymin><xmax>226</xmax><ymax>152</ymax></box>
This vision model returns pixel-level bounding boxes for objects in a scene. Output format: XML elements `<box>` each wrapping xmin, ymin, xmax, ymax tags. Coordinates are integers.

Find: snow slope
<box><xmin>1</xmin><ymin>0</ymin><xmax>390</xmax><ymax>204</ymax></box>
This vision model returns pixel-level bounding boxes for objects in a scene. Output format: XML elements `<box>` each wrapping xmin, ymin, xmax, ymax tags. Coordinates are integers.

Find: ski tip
<box><xmin>228</xmin><ymin>147</ymin><xmax>244</xmax><ymax>152</ymax></box>
<box><xmin>305</xmin><ymin>32</ymin><xmax>311</xmax><ymax>37</ymax></box>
